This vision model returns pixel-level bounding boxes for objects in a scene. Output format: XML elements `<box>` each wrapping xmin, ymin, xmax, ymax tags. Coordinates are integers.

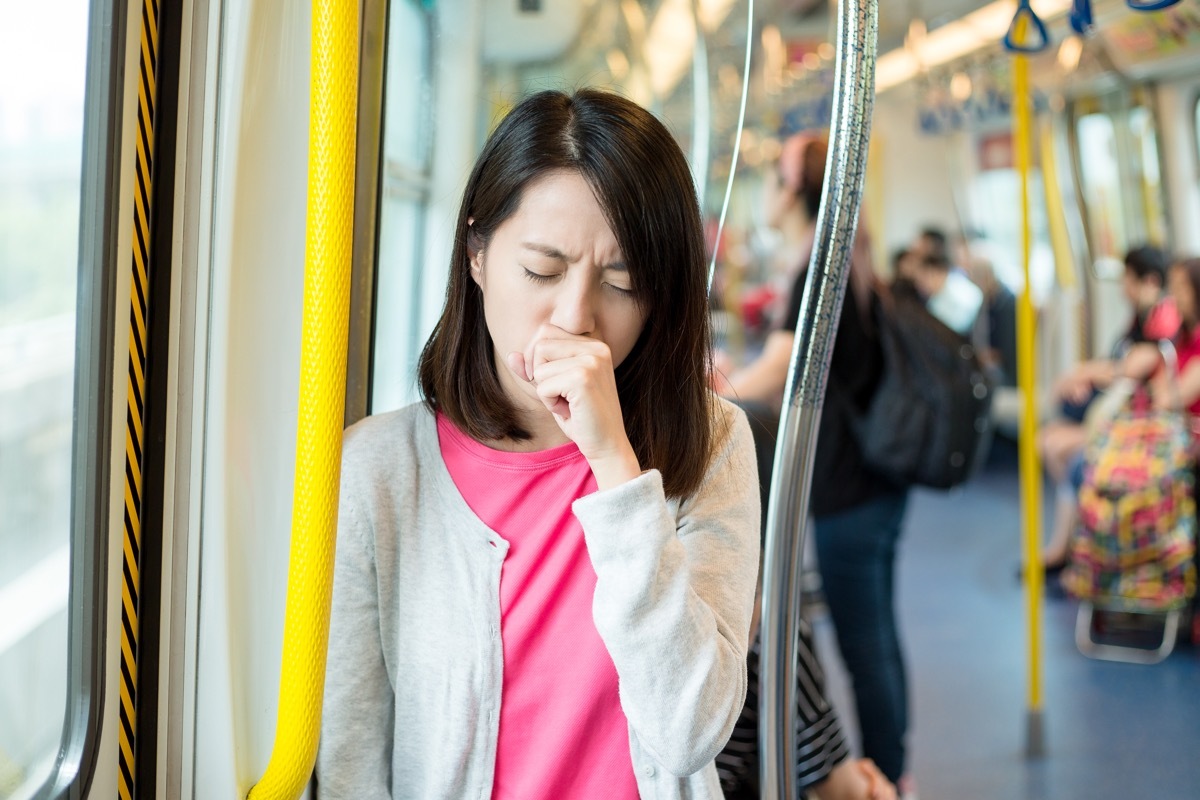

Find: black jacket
<box><xmin>781</xmin><ymin>272</ymin><xmax>900</xmax><ymax>517</ymax></box>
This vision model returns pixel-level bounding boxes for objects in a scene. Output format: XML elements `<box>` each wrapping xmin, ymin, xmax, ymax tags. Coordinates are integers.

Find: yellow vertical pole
<box><xmin>1013</xmin><ymin>37</ymin><xmax>1045</xmax><ymax>758</ymax></box>
<box><xmin>247</xmin><ymin>0</ymin><xmax>359</xmax><ymax>797</ymax></box>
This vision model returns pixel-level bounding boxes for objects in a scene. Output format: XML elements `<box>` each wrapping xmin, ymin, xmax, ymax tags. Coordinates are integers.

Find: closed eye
<box><xmin>604</xmin><ymin>282</ymin><xmax>634</xmax><ymax>298</ymax></box>
<box><xmin>522</xmin><ymin>268</ymin><xmax>558</xmax><ymax>284</ymax></box>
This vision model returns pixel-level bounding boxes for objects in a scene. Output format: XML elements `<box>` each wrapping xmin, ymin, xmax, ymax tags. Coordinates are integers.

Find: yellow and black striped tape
<box><xmin>120</xmin><ymin>0</ymin><xmax>159</xmax><ymax>797</ymax></box>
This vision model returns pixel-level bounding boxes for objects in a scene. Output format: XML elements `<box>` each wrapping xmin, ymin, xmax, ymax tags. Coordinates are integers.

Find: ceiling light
<box><xmin>640</xmin><ymin>0</ymin><xmax>741</xmax><ymax>100</ymax></box>
<box><xmin>950</xmin><ymin>72</ymin><xmax>972</xmax><ymax>101</ymax></box>
<box><xmin>606</xmin><ymin>49</ymin><xmax>630</xmax><ymax>80</ymax></box>
<box><xmin>1057</xmin><ymin>35</ymin><xmax>1083</xmax><ymax>71</ymax></box>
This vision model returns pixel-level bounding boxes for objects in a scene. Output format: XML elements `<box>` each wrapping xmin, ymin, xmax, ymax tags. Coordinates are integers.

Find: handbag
<box><xmin>1081</xmin><ymin>377</ymin><xmax>1136</xmax><ymax>435</ymax></box>
<box><xmin>1062</xmin><ymin>344</ymin><xmax>1198</xmax><ymax>612</ymax></box>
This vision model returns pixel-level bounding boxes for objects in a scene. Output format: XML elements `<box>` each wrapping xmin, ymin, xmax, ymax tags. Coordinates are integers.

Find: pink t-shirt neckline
<box><xmin>437</xmin><ymin>415</ymin><xmax>585</xmax><ymax>470</ymax></box>
<box><xmin>436</xmin><ymin>414</ymin><xmax>640</xmax><ymax>800</ymax></box>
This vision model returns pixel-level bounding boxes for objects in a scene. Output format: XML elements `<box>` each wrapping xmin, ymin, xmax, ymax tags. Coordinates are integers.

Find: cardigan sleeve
<box><xmin>572</xmin><ymin>399</ymin><xmax>761</xmax><ymax>777</ymax></box>
<box><xmin>317</xmin><ymin>443</ymin><xmax>395</xmax><ymax>799</ymax></box>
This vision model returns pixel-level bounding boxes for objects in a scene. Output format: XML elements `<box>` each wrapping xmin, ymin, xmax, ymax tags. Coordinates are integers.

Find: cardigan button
<box><xmin>641</xmin><ymin>764</ymin><xmax>655</xmax><ymax>778</ymax></box>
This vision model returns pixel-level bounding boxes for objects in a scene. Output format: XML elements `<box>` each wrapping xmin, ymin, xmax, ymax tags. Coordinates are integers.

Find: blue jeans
<box><xmin>814</xmin><ymin>490</ymin><xmax>910</xmax><ymax>783</ymax></box>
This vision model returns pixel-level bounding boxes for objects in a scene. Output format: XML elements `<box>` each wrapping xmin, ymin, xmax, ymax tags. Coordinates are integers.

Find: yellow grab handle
<box><xmin>1039</xmin><ymin>117</ymin><xmax>1076</xmax><ymax>292</ymax></box>
<box><xmin>247</xmin><ymin>0</ymin><xmax>359</xmax><ymax>797</ymax></box>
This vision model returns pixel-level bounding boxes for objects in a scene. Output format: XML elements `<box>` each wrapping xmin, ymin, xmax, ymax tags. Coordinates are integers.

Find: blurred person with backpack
<box><xmin>712</xmin><ymin>132</ymin><xmax>915</xmax><ymax>798</ymax></box>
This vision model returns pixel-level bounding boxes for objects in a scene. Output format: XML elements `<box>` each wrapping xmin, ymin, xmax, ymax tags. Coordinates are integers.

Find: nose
<box><xmin>549</xmin><ymin>275</ymin><xmax>597</xmax><ymax>336</ymax></box>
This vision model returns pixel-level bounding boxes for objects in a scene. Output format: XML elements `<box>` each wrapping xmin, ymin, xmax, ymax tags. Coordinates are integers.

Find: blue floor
<box><xmin>811</xmin><ymin>438</ymin><xmax>1200</xmax><ymax>800</ymax></box>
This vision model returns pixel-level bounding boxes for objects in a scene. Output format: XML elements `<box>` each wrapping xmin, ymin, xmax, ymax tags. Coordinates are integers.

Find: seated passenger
<box><xmin>1055</xmin><ymin>245</ymin><xmax>1178</xmax><ymax>410</ymax></box>
<box><xmin>907</xmin><ymin>252</ymin><xmax>984</xmax><ymax>337</ymax></box>
<box><xmin>1036</xmin><ymin>246</ymin><xmax>1178</xmax><ymax>574</ymax></box>
<box><xmin>1129</xmin><ymin>256</ymin><xmax>1200</xmax><ymax>417</ymax></box>
<box><xmin>318</xmin><ymin>89</ymin><xmax>761</xmax><ymax>799</ymax></box>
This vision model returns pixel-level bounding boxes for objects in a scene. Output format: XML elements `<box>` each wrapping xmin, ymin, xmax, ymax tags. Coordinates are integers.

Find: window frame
<box><xmin>32</xmin><ymin>0</ymin><xmax>125</xmax><ymax>795</ymax></box>
<box><xmin>1068</xmin><ymin>86</ymin><xmax>1172</xmax><ymax>277</ymax></box>
<box><xmin>1193</xmin><ymin>90</ymin><xmax>1200</xmax><ymax>170</ymax></box>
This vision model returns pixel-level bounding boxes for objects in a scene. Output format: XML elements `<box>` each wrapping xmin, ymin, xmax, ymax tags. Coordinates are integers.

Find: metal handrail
<box><xmin>757</xmin><ymin>0</ymin><xmax>877</xmax><ymax>797</ymax></box>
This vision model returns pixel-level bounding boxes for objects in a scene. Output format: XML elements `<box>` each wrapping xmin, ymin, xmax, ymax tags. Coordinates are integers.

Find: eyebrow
<box><xmin>521</xmin><ymin>241</ymin><xmax>626</xmax><ymax>272</ymax></box>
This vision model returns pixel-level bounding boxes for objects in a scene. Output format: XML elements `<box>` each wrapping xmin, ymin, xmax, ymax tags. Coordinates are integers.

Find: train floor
<box><xmin>809</xmin><ymin>437</ymin><xmax>1200</xmax><ymax>800</ymax></box>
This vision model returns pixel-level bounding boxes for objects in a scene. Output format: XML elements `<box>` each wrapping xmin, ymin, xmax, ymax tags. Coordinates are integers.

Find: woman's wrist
<box><xmin>588</xmin><ymin>443</ymin><xmax>643</xmax><ymax>491</ymax></box>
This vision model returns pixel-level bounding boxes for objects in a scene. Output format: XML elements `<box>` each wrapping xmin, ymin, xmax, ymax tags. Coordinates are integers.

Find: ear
<box><xmin>465</xmin><ymin>219</ymin><xmax>483</xmax><ymax>286</ymax></box>
<box><xmin>469</xmin><ymin>249</ymin><xmax>483</xmax><ymax>287</ymax></box>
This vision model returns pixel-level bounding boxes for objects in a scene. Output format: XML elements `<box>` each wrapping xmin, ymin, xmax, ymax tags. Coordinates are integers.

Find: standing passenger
<box><xmin>714</xmin><ymin>132</ymin><xmax>913</xmax><ymax>797</ymax></box>
<box><xmin>318</xmin><ymin>89</ymin><xmax>761</xmax><ymax>799</ymax></box>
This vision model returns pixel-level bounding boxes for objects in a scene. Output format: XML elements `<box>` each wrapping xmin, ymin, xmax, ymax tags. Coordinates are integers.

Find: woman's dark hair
<box><xmin>779</xmin><ymin>132</ymin><xmax>828</xmax><ymax>219</ymax></box>
<box><xmin>798</xmin><ymin>138</ymin><xmax>827</xmax><ymax>220</ymax></box>
<box><xmin>417</xmin><ymin>88</ymin><xmax>718</xmax><ymax>499</ymax></box>
<box><xmin>1172</xmin><ymin>257</ymin><xmax>1200</xmax><ymax>336</ymax></box>
<box><xmin>921</xmin><ymin>253</ymin><xmax>951</xmax><ymax>273</ymax></box>
<box><xmin>1125</xmin><ymin>245</ymin><xmax>1169</xmax><ymax>286</ymax></box>
<box><xmin>779</xmin><ymin>131</ymin><xmax>872</xmax><ymax>316</ymax></box>
<box><xmin>919</xmin><ymin>227</ymin><xmax>948</xmax><ymax>258</ymax></box>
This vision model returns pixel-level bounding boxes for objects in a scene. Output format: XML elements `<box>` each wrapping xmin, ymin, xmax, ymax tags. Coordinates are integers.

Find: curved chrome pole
<box><xmin>758</xmin><ymin>1</ymin><xmax>877</xmax><ymax>798</ymax></box>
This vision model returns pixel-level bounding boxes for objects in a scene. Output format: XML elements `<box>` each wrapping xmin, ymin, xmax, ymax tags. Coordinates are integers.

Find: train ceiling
<box><xmin>487</xmin><ymin>0</ymin><xmax>1199</xmax><ymax>177</ymax></box>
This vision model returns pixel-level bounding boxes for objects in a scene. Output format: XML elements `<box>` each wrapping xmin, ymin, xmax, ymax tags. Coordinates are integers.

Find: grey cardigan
<box><xmin>317</xmin><ymin>399</ymin><xmax>760</xmax><ymax>799</ymax></box>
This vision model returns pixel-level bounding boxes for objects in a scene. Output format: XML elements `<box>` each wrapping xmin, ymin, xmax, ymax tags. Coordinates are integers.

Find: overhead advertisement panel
<box><xmin>1102</xmin><ymin>3</ymin><xmax>1200</xmax><ymax>75</ymax></box>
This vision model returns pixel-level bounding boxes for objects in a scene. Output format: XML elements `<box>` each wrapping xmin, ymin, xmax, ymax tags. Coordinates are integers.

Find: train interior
<box><xmin>3</xmin><ymin>0</ymin><xmax>1200</xmax><ymax>798</ymax></box>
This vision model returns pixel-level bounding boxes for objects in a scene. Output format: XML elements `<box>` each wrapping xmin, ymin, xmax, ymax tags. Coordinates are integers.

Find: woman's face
<box><xmin>1169</xmin><ymin>265</ymin><xmax>1196</xmax><ymax>326</ymax></box>
<box><xmin>1120</xmin><ymin>268</ymin><xmax>1140</xmax><ymax>306</ymax></box>
<box><xmin>471</xmin><ymin>170</ymin><xmax>649</xmax><ymax>411</ymax></box>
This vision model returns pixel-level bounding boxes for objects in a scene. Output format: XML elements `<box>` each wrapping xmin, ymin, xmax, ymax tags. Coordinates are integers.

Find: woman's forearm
<box><xmin>726</xmin><ymin>331</ymin><xmax>795</xmax><ymax>404</ymax></box>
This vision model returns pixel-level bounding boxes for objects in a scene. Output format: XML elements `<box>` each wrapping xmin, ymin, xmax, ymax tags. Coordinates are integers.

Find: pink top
<box><xmin>437</xmin><ymin>414</ymin><xmax>640</xmax><ymax>800</ymax></box>
<box><xmin>1175</xmin><ymin>328</ymin><xmax>1200</xmax><ymax>417</ymax></box>
<box><xmin>1144</xmin><ymin>297</ymin><xmax>1181</xmax><ymax>342</ymax></box>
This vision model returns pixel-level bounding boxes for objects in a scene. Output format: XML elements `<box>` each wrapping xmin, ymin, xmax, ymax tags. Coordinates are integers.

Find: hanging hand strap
<box><xmin>1127</xmin><ymin>0</ymin><xmax>1181</xmax><ymax>11</ymax></box>
<box><xmin>1004</xmin><ymin>0</ymin><xmax>1051</xmax><ymax>54</ymax></box>
<box><xmin>1070</xmin><ymin>0</ymin><xmax>1094</xmax><ymax>34</ymax></box>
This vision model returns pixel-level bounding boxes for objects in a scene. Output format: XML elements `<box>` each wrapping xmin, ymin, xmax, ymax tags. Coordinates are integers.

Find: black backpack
<box><xmin>850</xmin><ymin>294</ymin><xmax>993</xmax><ymax>490</ymax></box>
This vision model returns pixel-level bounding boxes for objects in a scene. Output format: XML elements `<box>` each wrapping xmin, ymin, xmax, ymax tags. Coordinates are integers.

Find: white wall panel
<box><xmin>194</xmin><ymin>0</ymin><xmax>309</xmax><ymax>796</ymax></box>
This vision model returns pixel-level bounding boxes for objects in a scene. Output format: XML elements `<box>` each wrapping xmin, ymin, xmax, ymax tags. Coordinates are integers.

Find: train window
<box><xmin>1073</xmin><ymin>91</ymin><xmax>1170</xmax><ymax>272</ymax></box>
<box><xmin>371</xmin><ymin>0</ymin><xmax>433</xmax><ymax>413</ymax></box>
<box><xmin>0</xmin><ymin>1</ymin><xmax>89</xmax><ymax>794</ymax></box>
<box><xmin>968</xmin><ymin>166</ymin><xmax>1054</xmax><ymax>302</ymax></box>
<box><xmin>1127</xmin><ymin>105</ymin><xmax>1168</xmax><ymax>247</ymax></box>
<box><xmin>1075</xmin><ymin>111</ymin><xmax>1127</xmax><ymax>264</ymax></box>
